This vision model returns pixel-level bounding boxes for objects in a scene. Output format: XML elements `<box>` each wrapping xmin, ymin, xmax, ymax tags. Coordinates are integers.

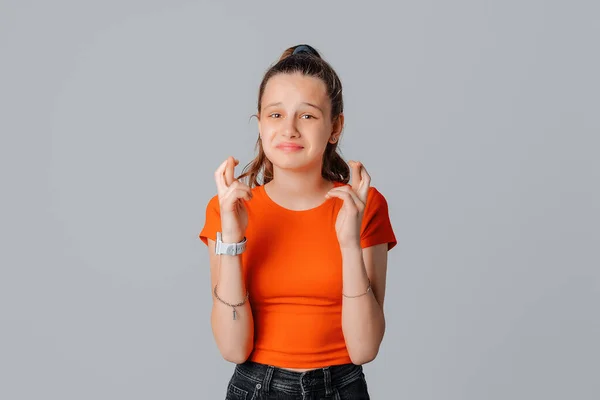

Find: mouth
<box><xmin>276</xmin><ymin>144</ymin><xmax>304</xmax><ymax>151</ymax></box>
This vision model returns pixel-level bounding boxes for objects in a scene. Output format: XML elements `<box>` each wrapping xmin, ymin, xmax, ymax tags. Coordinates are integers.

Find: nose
<box><xmin>281</xmin><ymin>116</ymin><xmax>300</xmax><ymax>138</ymax></box>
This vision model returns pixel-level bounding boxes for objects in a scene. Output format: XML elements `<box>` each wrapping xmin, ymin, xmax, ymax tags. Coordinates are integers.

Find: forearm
<box><xmin>211</xmin><ymin>252</ymin><xmax>254</xmax><ymax>364</ymax></box>
<box><xmin>340</xmin><ymin>245</ymin><xmax>386</xmax><ymax>365</ymax></box>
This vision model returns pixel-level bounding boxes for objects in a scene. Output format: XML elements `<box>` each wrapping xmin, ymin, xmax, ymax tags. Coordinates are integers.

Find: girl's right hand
<box><xmin>214</xmin><ymin>156</ymin><xmax>252</xmax><ymax>242</ymax></box>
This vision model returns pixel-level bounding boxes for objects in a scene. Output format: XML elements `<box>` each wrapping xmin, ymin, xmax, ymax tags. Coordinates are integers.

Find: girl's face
<box><xmin>258</xmin><ymin>72</ymin><xmax>341</xmax><ymax>174</ymax></box>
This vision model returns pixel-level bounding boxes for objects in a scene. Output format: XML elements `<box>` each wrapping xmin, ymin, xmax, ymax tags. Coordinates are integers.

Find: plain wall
<box><xmin>1</xmin><ymin>0</ymin><xmax>598</xmax><ymax>399</ymax></box>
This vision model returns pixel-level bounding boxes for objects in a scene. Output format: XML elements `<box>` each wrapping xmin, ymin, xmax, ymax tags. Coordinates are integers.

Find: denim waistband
<box><xmin>234</xmin><ymin>361</ymin><xmax>363</xmax><ymax>396</ymax></box>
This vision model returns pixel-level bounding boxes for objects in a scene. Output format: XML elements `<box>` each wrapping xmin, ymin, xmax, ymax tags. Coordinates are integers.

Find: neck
<box><xmin>267</xmin><ymin>164</ymin><xmax>332</xmax><ymax>197</ymax></box>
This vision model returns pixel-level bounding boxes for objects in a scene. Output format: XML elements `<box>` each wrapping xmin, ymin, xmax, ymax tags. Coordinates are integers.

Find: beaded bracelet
<box><xmin>213</xmin><ymin>284</ymin><xmax>249</xmax><ymax>320</ymax></box>
<box><xmin>342</xmin><ymin>279</ymin><xmax>372</xmax><ymax>298</ymax></box>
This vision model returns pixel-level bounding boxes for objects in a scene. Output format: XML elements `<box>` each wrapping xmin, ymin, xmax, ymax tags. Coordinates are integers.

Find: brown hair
<box><xmin>238</xmin><ymin>44</ymin><xmax>349</xmax><ymax>187</ymax></box>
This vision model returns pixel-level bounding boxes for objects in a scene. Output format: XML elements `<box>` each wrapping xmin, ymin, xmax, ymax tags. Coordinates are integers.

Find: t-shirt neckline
<box><xmin>260</xmin><ymin>181</ymin><xmax>346</xmax><ymax>213</ymax></box>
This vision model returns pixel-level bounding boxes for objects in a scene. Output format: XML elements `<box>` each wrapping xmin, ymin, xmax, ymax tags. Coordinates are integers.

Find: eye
<box><xmin>269</xmin><ymin>113</ymin><xmax>281</xmax><ymax>118</ymax></box>
<box><xmin>301</xmin><ymin>114</ymin><xmax>315</xmax><ymax>119</ymax></box>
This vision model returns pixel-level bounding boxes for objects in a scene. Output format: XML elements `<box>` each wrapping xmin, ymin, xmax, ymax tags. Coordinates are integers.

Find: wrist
<box><xmin>216</xmin><ymin>232</ymin><xmax>247</xmax><ymax>257</ymax></box>
<box><xmin>221</xmin><ymin>232</ymin><xmax>245</xmax><ymax>243</ymax></box>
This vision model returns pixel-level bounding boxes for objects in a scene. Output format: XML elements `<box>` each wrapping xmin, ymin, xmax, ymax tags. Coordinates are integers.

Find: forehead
<box><xmin>262</xmin><ymin>73</ymin><xmax>329</xmax><ymax>107</ymax></box>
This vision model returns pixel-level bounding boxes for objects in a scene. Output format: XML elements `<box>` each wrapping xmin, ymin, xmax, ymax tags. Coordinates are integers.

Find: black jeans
<box><xmin>225</xmin><ymin>360</ymin><xmax>370</xmax><ymax>400</ymax></box>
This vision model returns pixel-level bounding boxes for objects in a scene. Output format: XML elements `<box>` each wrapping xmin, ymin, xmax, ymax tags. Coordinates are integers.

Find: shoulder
<box><xmin>206</xmin><ymin>193</ymin><xmax>219</xmax><ymax>210</ymax></box>
<box><xmin>362</xmin><ymin>187</ymin><xmax>390</xmax><ymax>220</ymax></box>
<box><xmin>367</xmin><ymin>186</ymin><xmax>388</xmax><ymax>204</ymax></box>
<box><xmin>251</xmin><ymin>184</ymin><xmax>263</xmax><ymax>196</ymax></box>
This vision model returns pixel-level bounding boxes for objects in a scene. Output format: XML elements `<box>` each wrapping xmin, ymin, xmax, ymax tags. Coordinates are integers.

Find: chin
<box><xmin>271</xmin><ymin>159</ymin><xmax>309</xmax><ymax>171</ymax></box>
<box><xmin>266</xmin><ymin>154</ymin><xmax>312</xmax><ymax>172</ymax></box>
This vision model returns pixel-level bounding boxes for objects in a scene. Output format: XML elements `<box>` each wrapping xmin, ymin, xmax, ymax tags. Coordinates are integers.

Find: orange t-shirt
<box><xmin>199</xmin><ymin>181</ymin><xmax>397</xmax><ymax>368</ymax></box>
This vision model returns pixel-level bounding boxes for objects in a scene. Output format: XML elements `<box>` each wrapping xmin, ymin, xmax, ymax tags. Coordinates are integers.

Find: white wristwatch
<box><xmin>215</xmin><ymin>232</ymin><xmax>247</xmax><ymax>256</ymax></box>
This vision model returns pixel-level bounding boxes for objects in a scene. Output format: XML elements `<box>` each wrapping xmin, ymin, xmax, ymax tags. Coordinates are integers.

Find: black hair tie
<box><xmin>292</xmin><ymin>45</ymin><xmax>316</xmax><ymax>56</ymax></box>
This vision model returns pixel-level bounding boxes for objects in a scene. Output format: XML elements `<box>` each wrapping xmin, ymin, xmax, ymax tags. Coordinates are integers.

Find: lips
<box><xmin>276</xmin><ymin>143</ymin><xmax>304</xmax><ymax>150</ymax></box>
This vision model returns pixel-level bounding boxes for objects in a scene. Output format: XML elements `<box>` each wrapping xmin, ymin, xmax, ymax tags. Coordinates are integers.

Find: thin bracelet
<box><xmin>342</xmin><ymin>279</ymin><xmax>372</xmax><ymax>298</ymax></box>
<box><xmin>213</xmin><ymin>284</ymin><xmax>249</xmax><ymax>320</ymax></box>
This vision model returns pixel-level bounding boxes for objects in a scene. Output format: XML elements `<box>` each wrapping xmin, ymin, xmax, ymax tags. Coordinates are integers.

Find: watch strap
<box><xmin>215</xmin><ymin>232</ymin><xmax>247</xmax><ymax>256</ymax></box>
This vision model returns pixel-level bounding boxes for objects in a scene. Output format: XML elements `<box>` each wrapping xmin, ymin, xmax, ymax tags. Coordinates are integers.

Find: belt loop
<box><xmin>323</xmin><ymin>366</ymin><xmax>333</xmax><ymax>396</ymax></box>
<box><xmin>261</xmin><ymin>365</ymin><xmax>274</xmax><ymax>395</ymax></box>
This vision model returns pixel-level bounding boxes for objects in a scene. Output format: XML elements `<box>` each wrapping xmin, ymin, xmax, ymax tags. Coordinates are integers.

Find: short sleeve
<box><xmin>199</xmin><ymin>194</ymin><xmax>221</xmax><ymax>246</ymax></box>
<box><xmin>360</xmin><ymin>187</ymin><xmax>397</xmax><ymax>250</ymax></box>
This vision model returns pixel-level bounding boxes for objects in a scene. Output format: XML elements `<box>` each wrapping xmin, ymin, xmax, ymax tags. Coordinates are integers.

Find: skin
<box><xmin>208</xmin><ymin>72</ymin><xmax>389</xmax><ymax>372</ymax></box>
<box><xmin>259</xmin><ymin>72</ymin><xmax>343</xmax><ymax>208</ymax></box>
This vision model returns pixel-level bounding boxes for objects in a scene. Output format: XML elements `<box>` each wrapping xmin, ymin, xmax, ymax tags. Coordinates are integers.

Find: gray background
<box><xmin>1</xmin><ymin>0</ymin><xmax>598</xmax><ymax>399</ymax></box>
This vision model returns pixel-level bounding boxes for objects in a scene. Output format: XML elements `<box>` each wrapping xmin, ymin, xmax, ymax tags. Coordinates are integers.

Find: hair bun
<box><xmin>292</xmin><ymin>44</ymin><xmax>320</xmax><ymax>57</ymax></box>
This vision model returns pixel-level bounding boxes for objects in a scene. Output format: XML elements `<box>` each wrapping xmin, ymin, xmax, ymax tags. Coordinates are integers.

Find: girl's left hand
<box><xmin>325</xmin><ymin>160</ymin><xmax>371</xmax><ymax>249</ymax></box>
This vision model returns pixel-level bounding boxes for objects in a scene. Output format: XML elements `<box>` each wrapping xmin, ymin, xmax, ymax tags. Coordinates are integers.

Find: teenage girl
<box><xmin>200</xmin><ymin>44</ymin><xmax>397</xmax><ymax>400</ymax></box>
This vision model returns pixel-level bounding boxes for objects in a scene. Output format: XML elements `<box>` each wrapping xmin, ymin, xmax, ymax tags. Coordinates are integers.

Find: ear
<box><xmin>256</xmin><ymin>113</ymin><xmax>262</xmax><ymax>139</ymax></box>
<box><xmin>329</xmin><ymin>113</ymin><xmax>344</xmax><ymax>143</ymax></box>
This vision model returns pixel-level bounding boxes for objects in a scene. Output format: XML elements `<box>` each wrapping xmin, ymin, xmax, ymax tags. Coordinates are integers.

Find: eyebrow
<box><xmin>263</xmin><ymin>102</ymin><xmax>324</xmax><ymax>113</ymax></box>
